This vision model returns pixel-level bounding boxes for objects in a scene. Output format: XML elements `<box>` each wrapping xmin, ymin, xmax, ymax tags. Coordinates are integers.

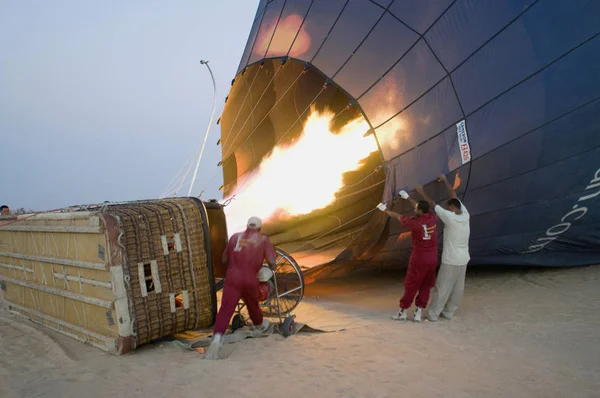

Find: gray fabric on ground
<box><xmin>176</xmin><ymin>322</ymin><xmax>334</xmax><ymax>352</ymax></box>
<box><xmin>427</xmin><ymin>263</ymin><xmax>467</xmax><ymax>321</ymax></box>
<box><xmin>184</xmin><ymin>326</ymin><xmax>273</xmax><ymax>350</ymax></box>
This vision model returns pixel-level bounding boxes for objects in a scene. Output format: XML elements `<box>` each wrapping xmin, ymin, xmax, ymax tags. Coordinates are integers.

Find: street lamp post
<box><xmin>188</xmin><ymin>60</ymin><xmax>217</xmax><ymax>197</ymax></box>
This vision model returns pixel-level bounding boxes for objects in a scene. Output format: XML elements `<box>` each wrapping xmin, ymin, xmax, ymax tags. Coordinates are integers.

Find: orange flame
<box><xmin>255</xmin><ymin>14</ymin><xmax>311</xmax><ymax>58</ymax></box>
<box><xmin>224</xmin><ymin>108</ymin><xmax>378</xmax><ymax>234</ymax></box>
<box><xmin>453</xmin><ymin>172</ymin><xmax>462</xmax><ymax>190</ymax></box>
<box><xmin>366</xmin><ymin>79</ymin><xmax>407</xmax><ymax>154</ymax></box>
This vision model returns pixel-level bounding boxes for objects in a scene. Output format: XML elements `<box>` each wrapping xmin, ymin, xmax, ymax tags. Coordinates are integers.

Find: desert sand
<box><xmin>1</xmin><ymin>265</ymin><xmax>599</xmax><ymax>398</ymax></box>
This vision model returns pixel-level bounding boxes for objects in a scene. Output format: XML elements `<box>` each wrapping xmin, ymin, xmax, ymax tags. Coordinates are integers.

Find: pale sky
<box><xmin>0</xmin><ymin>0</ymin><xmax>259</xmax><ymax>211</ymax></box>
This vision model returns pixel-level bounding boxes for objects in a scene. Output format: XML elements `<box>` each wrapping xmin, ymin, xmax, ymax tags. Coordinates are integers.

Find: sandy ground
<box><xmin>1</xmin><ymin>265</ymin><xmax>600</xmax><ymax>398</ymax></box>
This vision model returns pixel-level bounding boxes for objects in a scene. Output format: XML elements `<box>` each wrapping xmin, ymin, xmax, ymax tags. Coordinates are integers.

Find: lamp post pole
<box><xmin>188</xmin><ymin>60</ymin><xmax>217</xmax><ymax>197</ymax></box>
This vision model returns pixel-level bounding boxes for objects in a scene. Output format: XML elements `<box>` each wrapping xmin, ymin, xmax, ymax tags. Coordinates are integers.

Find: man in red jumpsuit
<box><xmin>204</xmin><ymin>216</ymin><xmax>276</xmax><ymax>360</ymax></box>
<box><xmin>382</xmin><ymin>190</ymin><xmax>438</xmax><ymax>323</ymax></box>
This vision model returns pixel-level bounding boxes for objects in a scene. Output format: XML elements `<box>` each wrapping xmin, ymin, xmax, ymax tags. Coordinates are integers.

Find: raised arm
<box><xmin>384</xmin><ymin>209</ymin><xmax>421</xmax><ymax>231</ymax></box>
<box><xmin>415</xmin><ymin>185</ymin><xmax>436</xmax><ymax>209</ymax></box>
<box><xmin>221</xmin><ymin>251</ymin><xmax>229</xmax><ymax>265</ymax></box>
<box><xmin>384</xmin><ymin>209</ymin><xmax>403</xmax><ymax>222</ymax></box>
<box><xmin>397</xmin><ymin>189</ymin><xmax>418</xmax><ymax>207</ymax></box>
<box><xmin>439</xmin><ymin>174</ymin><xmax>458</xmax><ymax>199</ymax></box>
<box><xmin>382</xmin><ymin>189</ymin><xmax>418</xmax><ymax>227</ymax></box>
<box><xmin>221</xmin><ymin>238</ymin><xmax>231</xmax><ymax>266</ymax></box>
<box><xmin>264</xmin><ymin>237</ymin><xmax>277</xmax><ymax>270</ymax></box>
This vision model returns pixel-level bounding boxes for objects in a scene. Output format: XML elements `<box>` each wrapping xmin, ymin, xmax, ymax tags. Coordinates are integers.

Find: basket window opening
<box><xmin>174</xmin><ymin>293</ymin><xmax>184</xmax><ymax>308</ymax></box>
<box><xmin>143</xmin><ymin>263</ymin><xmax>155</xmax><ymax>293</ymax></box>
<box><xmin>173</xmin><ymin>290</ymin><xmax>189</xmax><ymax>310</ymax></box>
<box><xmin>161</xmin><ymin>233</ymin><xmax>183</xmax><ymax>255</ymax></box>
<box><xmin>167</xmin><ymin>237</ymin><xmax>176</xmax><ymax>253</ymax></box>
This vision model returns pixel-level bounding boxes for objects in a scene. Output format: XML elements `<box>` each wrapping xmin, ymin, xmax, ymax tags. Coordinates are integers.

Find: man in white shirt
<box><xmin>416</xmin><ymin>174</ymin><xmax>470</xmax><ymax>321</ymax></box>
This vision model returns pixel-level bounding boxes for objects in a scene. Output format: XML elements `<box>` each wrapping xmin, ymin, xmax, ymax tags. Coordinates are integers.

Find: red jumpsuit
<box><xmin>399</xmin><ymin>212</ymin><xmax>438</xmax><ymax>309</ymax></box>
<box><xmin>213</xmin><ymin>228</ymin><xmax>276</xmax><ymax>335</ymax></box>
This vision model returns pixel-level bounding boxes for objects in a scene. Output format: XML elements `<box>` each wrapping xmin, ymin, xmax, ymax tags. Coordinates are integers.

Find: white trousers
<box><xmin>427</xmin><ymin>263</ymin><xmax>467</xmax><ymax>321</ymax></box>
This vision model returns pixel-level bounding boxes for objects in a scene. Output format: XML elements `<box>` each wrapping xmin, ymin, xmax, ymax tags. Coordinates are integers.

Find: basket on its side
<box><xmin>0</xmin><ymin>198</ymin><xmax>219</xmax><ymax>354</ymax></box>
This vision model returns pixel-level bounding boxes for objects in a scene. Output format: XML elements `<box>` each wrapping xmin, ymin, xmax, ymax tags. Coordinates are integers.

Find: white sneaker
<box><xmin>254</xmin><ymin>319</ymin><xmax>270</xmax><ymax>334</ymax></box>
<box><xmin>204</xmin><ymin>333</ymin><xmax>223</xmax><ymax>360</ymax></box>
<box><xmin>392</xmin><ymin>309</ymin><xmax>408</xmax><ymax>322</ymax></box>
<box><xmin>413</xmin><ymin>307</ymin><xmax>423</xmax><ymax>323</ymax></box>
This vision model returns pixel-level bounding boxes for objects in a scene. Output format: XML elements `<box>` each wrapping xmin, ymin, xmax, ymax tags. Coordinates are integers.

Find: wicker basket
<box><xmin>0</xmin><ymin>198</ymin><xmax>221</xmax><ymax>354</ymax></box>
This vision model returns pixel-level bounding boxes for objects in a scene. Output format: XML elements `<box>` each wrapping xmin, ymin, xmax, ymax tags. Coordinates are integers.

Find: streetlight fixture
<box><xmin>188</xmin><ymin>60</ymin><xmax>217</xmax><ymax>197</ymax></box>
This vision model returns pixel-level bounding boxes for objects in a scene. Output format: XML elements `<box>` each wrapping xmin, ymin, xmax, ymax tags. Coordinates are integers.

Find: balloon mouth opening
<box><xmin>218</xmin><ymin>58</ymin><xmax>386</xmax><ymax>269</ymax></box>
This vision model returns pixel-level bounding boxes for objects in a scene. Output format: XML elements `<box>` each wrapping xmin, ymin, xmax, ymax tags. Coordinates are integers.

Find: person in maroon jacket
<box><xmin>382</xmin><ymin>190</ymin><xmax>438</xmax><ymax>323</ymax></box>
<box><xmin>204</xmin><ymin>216</ymin><xmax>276</xmax><ymax>360</ymax></box>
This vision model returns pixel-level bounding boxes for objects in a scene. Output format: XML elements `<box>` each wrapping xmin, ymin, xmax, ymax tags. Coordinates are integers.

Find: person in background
<box><xmin>0</xmin><ymin>205</ymin><xmax>9</xmax><ymax>216</ymax></box>
<box><xmin>416</xmin><ymin>174</ymin><xmax>471</xmax><ymax>321</ymax></box>
<box><xmin>381</xmin><ymin>190</ymin><xmax>438</xmax><ymax>323</ymax></box>
<box><xmin>204</xmin><ymin>216</ymin><xmax>276</xmax><ymax>360</ymax></box>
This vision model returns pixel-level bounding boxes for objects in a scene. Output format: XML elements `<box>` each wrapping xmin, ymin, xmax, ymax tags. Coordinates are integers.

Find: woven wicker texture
<box><xmin>105</xmin><ymin>198</ymin><xmax>213</xmax><ymax>346</ymax></box>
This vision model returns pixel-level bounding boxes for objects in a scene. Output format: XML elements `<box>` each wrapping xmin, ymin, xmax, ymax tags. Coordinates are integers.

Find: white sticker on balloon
<box><xmin>456</xmin><ymin>120</ymin><xmax>471</xmax><ymax>164</ymax></box>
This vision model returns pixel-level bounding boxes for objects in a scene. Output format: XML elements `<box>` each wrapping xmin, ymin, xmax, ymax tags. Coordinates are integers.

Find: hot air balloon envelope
<box><xmin>219</xmin><ymin>0</ymin><xmax>600</xmax><ymax>272</ymax></box>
